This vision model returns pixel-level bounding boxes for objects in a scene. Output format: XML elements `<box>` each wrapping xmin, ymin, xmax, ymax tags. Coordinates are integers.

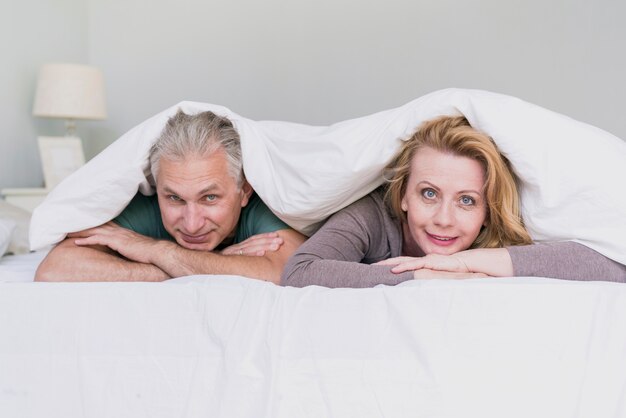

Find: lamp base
<box><xmin>37</xmin><ymin>136</ymin><xmax>85</xmax><ymax>189</ymax></box>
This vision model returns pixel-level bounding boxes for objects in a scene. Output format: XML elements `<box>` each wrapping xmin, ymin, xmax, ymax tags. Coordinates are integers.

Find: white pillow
<box><xmin>0</xmin><ymin>218</ymin><xmax>16</xmax><ymax>256</ymax></box>
<box><xmin>0</xmin><ymin>200</ymin><xmax>31</xmax><ymax>255</ymax></box>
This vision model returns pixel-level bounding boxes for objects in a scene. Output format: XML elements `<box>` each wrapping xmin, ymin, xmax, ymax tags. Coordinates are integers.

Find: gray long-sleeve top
<box><xmin>281</xmin><ymin>189</ymin><xmax>626</xmax><ymax>288</ymax></box>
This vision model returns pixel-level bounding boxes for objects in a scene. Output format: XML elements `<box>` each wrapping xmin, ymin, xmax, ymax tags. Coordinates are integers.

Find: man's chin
<box><xmin>175</xmin><ymin>238</ymin><xmax>217</xmax><ymax>252</ymax></box>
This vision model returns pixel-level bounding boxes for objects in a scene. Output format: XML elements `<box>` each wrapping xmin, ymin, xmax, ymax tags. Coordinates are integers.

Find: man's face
<box><xmin>156</xmin><ymin>149</ymin><xmax>252</xmax><ymax>251</ymax></box>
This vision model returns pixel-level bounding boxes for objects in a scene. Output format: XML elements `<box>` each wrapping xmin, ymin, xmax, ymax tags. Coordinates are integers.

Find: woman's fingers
<box><xmin>390</xmin><ymin>260</ymin><xmax>427</xmax><ymax>273</ymax></box>
<box><xmin>375</xmin><ymin>254</ymin><xmax>470</xmax><ymax>273</ymax></box>
<box><xmin>413</xmin><ymin>269</ymin><xmax>488</xmax><ymax>280</ymax></box>
<box><xmin>373</xmin><ymin>257</ymin><xmax>416</xmax><ymax>266</ymax></box>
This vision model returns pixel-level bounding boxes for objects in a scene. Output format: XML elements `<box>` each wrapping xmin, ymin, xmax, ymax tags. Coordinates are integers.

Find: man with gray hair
<box><xmin>35</xmin><ymin>110</ymin><xmax>306</xmax><ymax>283</ymax></box>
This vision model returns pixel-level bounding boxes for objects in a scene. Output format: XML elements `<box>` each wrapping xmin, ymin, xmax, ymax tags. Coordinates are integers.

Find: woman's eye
<box><xmin>460</xmin><ymin>196</ymin><xmax>475</xmax><ymax>205</ymax></box>
<box><xmin>421</xmin><ymin>188</ymin><xmax>437</xmax><ymax>199</ymax></box>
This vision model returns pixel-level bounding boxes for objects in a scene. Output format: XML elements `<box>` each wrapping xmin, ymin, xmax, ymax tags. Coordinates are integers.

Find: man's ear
<box><xmin>240</xmin><ymin>180</ymin><xmax>253</xmax><ymax>207</ymax></box>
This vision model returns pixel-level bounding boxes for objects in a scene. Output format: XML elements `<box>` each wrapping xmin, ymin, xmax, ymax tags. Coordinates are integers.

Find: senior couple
<box><xmin>36</xmin><ymin>111</ymin><xmax>626</xmax><ymax>285</ymax></box>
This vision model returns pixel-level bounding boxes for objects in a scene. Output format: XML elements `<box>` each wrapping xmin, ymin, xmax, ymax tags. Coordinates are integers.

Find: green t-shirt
<box><xmin>114</xmin><ymin>192</ymin><xmax>289</xmax><ymax>245</ymax></box>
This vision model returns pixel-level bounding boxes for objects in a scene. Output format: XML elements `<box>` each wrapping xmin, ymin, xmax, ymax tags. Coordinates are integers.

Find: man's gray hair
<box><xmin>149</xmin><ymin>110</ymin><xmax>244</xmax><ymax>187</ymax></box>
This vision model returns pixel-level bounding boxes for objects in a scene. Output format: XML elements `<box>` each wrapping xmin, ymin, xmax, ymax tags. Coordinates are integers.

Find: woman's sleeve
<box><xmin>507</xmin><ymin>241</ymin><xmax>626</xmax><ymax>282</ymax></box>
<box><xmin>280</xmin><ymin>198</ymin><xmax>413</xmax><ymax>288</ymax></box>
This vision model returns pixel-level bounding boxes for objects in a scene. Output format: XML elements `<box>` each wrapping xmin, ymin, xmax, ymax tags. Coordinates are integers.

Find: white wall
<box><xmin>0</xmin><ymin>0</ymin><xmax>89</xmax><ymax>189</ymax></box>
<box><xmin>3</xmin><ymin>0</ymin><xmax>625</xmax><ymax>189</ymax></box>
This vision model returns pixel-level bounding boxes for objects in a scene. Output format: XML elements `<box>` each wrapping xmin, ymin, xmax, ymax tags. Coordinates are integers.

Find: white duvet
<box><xmin>30</xmin><ymin>88</ymin><xmax>626</xmax><ymax>265</ymax></box>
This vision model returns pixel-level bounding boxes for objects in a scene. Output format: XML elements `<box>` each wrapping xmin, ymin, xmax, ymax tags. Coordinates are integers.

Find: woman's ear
<box><xmin>401</xmin><ymin>196</ymin><xmax>408</xmax><ymax>212</ymax></box>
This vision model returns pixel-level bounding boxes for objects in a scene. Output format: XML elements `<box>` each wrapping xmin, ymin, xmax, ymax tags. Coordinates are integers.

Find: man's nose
<box><xmin>182</xmin><ymin>204</ymin><xmax>205</xmax><ymax>234</ymax></box>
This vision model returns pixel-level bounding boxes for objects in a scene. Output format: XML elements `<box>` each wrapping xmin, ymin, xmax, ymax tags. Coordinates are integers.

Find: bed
<box><xmin>1</xmin><ymin>253</ymin><xmax>626</xmax><ymax>417</ymax></box>
<box><xmin>2</xmin><ymin>88</ymin><xmax>626</xmax><ymax>417</ymax></box>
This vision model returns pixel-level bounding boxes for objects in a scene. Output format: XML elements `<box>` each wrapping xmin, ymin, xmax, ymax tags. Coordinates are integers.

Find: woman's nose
<box><xmin>432</xmin><ymin>203</ymin><xmax>455</xmax><ymax>227</ymax></box>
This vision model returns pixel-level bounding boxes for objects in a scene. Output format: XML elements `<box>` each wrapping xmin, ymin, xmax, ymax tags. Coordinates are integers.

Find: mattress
<box><xmin>1</xmin><ymin>253</ymin><xmax>625</xmax><ymax>418</ymax></box>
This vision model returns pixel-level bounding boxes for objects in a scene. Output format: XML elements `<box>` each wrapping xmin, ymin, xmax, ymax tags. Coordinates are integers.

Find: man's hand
<box><xmin>68</xmin><ymin>224</ymin><xmax>305</xmax><ymax>284</ymax></box>
<box><xmin>220</xmin><ymin>232</ymin><xmax>284</xmax><ymax>256</ymax></box>
<box><xmin>70</xmin><ymin>222</ymin><xmax>163</xmax><ymax>265</ymax></box>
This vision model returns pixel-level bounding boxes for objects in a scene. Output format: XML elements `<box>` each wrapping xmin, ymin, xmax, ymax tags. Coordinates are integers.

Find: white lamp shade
<box><xmin>33</xmin><ymin>63</ymin><xmax>107</xmax><ymax>120</ymax></box>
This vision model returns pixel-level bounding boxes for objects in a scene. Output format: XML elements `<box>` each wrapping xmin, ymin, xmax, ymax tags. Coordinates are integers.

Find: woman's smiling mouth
<box><xmin>426</xmin><ymin>232</ymin><xmax>458</xmax><ymax>246</ymax></box>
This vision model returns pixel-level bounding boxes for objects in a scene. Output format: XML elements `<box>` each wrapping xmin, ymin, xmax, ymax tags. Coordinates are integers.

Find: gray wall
<box><xmin>1</xmin><ymin>0</ymin><xmax>88</xmax><ymax>189</ymax></box>
<box><xmin>3</xmin><ymin>0</ymin><xmax>625</xmax><ymax>189</ymax></box>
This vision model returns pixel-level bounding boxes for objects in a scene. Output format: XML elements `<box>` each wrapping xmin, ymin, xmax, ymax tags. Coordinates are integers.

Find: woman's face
<box><xmin>401</xmin><ymin>146</ymin><xmax>488</xmax><ymax>256</ymax></box>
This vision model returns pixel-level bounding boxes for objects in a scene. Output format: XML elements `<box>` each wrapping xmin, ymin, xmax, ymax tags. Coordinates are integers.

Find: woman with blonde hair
<box><xmin>384</xmin><ymin>115</ymin><xmax>531</xmax><ymax>250</ymax></box>
<box><xmin>280</xmin><ymin>115</ymin><xmax>625</xmax><ymax>287</ymax></box>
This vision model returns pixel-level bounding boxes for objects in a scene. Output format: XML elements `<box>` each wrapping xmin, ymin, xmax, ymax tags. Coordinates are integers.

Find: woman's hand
<box><xmin>412</xmin><ymin>269</ymin><xmax>488</xmax><ymax>279</ymax></box>
<box><xmin>375</xmin><ymin>254</ymin><xmax>470</xmax><ymax>274</ymax></box>
<box><xmin>375</xmin><ymin>254</ymin><xmax>486</xmax><ymax>279</ymax></box>
<box><xmin>220</xmin><ymin>232</ymin><xmax>284</xmax><ymax>256</ymax></box>
<box><xmin>375</xmin><ymin>248</ymin><xmax>514</xmax><ymax>278</ymax></box>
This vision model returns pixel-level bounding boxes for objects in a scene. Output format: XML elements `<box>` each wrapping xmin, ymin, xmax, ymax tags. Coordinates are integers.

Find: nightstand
<box><xmin>1</xmin><ymin>188</ymin><xmax>48</xmax><ymax>212</ymax></box>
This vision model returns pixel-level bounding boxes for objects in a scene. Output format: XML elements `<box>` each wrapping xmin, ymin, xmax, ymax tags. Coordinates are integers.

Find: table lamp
<box><xmin>32</xmin><ymin>63</ymin><xmax>107</xmax><ymax>189</ymax></box>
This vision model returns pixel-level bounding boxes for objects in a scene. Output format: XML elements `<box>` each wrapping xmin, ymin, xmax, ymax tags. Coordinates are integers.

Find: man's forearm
<box><xmin>148</xmin><ymin>240</ymin><xmax>278</xmax><ymax>283</ymax></box>
<box><xmin>35</xmin><ymin>239</ymin><xmax>169</xmax><ymax>282</ymax></box>
<box><xmin>146</xmin><ymin>230</ymin><xmax>306</xmax><ymax>284</ymax></box>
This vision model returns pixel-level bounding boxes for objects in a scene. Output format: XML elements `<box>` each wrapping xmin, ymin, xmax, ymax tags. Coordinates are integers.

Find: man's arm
<box><xmin>70</xmin><ymin>222</ymin><xmax>306</xmax><ymax>284</ymax></box>
<box><xmin>151</xmin><ymin>229</ymin><xmax>305</xmax><ymax>283</ymax></box>
<box><xmin>34</xmin><ymin>237</ymin><xmax>170</xmax><ymax>282</ymax></box>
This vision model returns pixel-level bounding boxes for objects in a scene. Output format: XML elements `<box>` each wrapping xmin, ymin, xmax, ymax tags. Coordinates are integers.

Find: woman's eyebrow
<box><xmin>416</xmin><ymin>180</ymin><xmax>439</xmax><ymax>189</ymax></box>
<box><xmin>457</xmin><ymin>189</ymin><xmax>482</xmax><ymax>195</ymax></box>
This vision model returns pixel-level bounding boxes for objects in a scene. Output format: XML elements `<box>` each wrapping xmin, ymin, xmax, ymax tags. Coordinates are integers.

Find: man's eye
<box><xmin>204</xmin><ymin>194</ymin><xmax>217</xmax><ymax>201</ymax></box>
<box><xmin>460</xmin><ymin>196</ymin><xmax>475</xmax><ymax>205</ymax></box>
<box><xmin>168</xmin><ymin>195</ymin><xmax>181</xmax><ymax>202</ymax></box>
<box><xmin>421</xmin><ymin>188</ymin><xmax>437</xmax><ymax>199</ymax></box>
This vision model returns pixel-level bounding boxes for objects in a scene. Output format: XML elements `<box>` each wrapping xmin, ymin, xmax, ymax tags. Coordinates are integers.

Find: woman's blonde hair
<box><xmin>384</xmin><ymin>115</ymin><xmax>532</xmax><ymax>248</ymax></box>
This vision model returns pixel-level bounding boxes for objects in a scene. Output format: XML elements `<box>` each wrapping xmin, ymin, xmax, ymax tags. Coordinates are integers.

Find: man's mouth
<box><xmin>180</xmin><ymin>232</ymin><xmax>210</xmax><ymax>244</ymax></box>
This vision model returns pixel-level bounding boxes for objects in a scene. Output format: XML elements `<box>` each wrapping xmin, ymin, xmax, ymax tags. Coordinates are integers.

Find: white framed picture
<box><xmin>37</xmin><ymin>136</ymin><xmax>85</xmax><ymax>189</ymax></box>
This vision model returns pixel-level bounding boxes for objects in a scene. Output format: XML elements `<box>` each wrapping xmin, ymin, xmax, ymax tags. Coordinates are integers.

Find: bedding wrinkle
<box><xmin>577</xmin><ymin>294</ymin><xmax>603</xmax><ymax>417</ymax></box>
<box><xmin>274</xmin><ymin>289</ymin><xmax>318</xmax><ymax>416</ymax></box>
<box><xmin>263</xmin><ymin>285</ymin><xmax>303</xmax><ymax>418</ymax></box>
<box><xmin>224</xmin><ymin>280</ymin><xmax>280</xmax><ymax>415</ymax></box>
<box><xmin>383</xmin><ymin>286</ymin><xmax>444</xmax><ymax>388</ymax></box>
<box><xmin>589</xmin><ymin>291</ymin><xmax>626</xmax><ymax>417</ymax></box>
<box><xmin>178</xmin><ymin>281</ymin><xmax>228</xmax><ymax>416</ymax></box>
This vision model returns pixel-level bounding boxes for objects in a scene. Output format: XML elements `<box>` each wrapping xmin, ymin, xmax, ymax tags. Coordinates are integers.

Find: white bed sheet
<box><xmin>1</xmin><ymin>268</ymin><xmax>625</xmax><ymax>418</ymax></box>
<box><xmin>0</xmin><ymin>249</ymin><xmax>49</xmax><ymax>283</ymax></box>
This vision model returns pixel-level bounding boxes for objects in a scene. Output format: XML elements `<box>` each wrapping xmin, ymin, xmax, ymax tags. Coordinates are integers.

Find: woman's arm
<box><xmin>379</xmin><ymin>242</ymin><xmax>626</xmax><ymax>282</ymax></box>
<box><xmin>507</xmin><ymin>241</ymin><xmax>626</xmax><ymax>282</ymax></box>
<box><xmin>281</xmin><ymin>193</ymin><xmax>414</xmax><ymax>288</ymax></box>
